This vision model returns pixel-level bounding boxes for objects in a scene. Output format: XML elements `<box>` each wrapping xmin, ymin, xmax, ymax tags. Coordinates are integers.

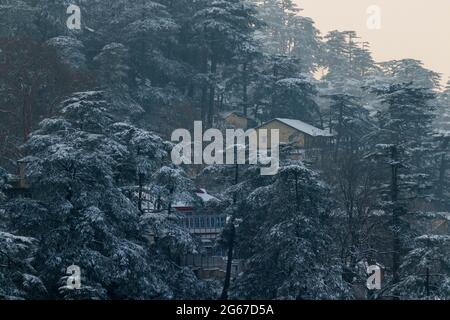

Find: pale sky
<box><xmin>296</xmin><ymin>0</ymin><xmax>450</xmax><ymax>86</ymax></box>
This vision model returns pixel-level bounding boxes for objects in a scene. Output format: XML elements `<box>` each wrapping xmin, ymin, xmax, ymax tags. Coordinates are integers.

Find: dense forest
<box><xmin>0</xmin><ymin>0</ymin><xmax>449</xmax><ymax>300</ymax></box>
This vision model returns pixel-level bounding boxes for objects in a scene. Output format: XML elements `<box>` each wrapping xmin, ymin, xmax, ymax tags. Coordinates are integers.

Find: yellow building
<box><xmin>256</xmin><ymin>118</ymin><xmax>333</xmax><ymax>146</ymax></box>
<box><xmin>217</xmin><ymin>111</ymin><xmax>256</xmax><ymax>130</ymax></box>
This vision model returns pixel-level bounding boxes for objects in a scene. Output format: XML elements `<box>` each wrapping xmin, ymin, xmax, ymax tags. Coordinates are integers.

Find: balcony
<box><xmin>180</xmin><ymin>214</ymin><xmax>227</xmax><ymax>236</ymax></box>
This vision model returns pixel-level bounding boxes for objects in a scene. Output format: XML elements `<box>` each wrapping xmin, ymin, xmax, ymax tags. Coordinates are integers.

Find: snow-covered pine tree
<box><xmin>102</xmin><ymin>0</ymin><xmax>180</xmax><ymax>85</ymax></box>
<box><xmin>273</xmin><ymin>76</ymin><xmax>322</xmax><ymax>125</ymax></box>
<box><xmin>322</xmin><ymin>30</ymin><xmax>354</xmax><ymax>81</ymax></box>
<box><xmin>252</xmin><ymin>54</ymin><xmax>300</xmax><ymax>121</ymax></box>
<box><xmin>2</xmin><ymin>91</ymin><xmax>206</xmax><ymax>299</ymax></box>
<box><xmin>437</xmin><ymin>80</ymin><xmax>450</xmax><ymax>135</ymax></box>
<box><xmin>46</xmin><ymin>36</ymin><xmax>87</xmax><ymax>71</ymax></box>
<box><xmin>112</xmin><ymin>122</ymin><xmax>168</xmax><ymax>213</ymax></box>
<box><xmin>190</xmin><ymin>0</ymin><xmax>260</xmax><ymax>125</ymax></box>
<box><xmin>252</xmin><ymin>0</ymin><xmax>322</xmax><ymax>73</ymax></box>
<box><xmin>322</xmin><ymin>30</ymin><xmax>376</xmax><ymax>83</ymax></box>
<box><xmin>379</xmin><ymin>59</ymin><xmax>441</xmax><ymax>90</ymax></box>
<box><xmin>0</xmin><ymin>0</ymin><xmax>39</xmax><ymax>38</ymax></box>
<box><xmin>150</xmin><ymin>166</ymin><xmax>195</xmax><ymax>216</ymax></box>
<box><xmin>230</xmin><ymin>161</ymin><xmax>351</xmax><ymax>299</ymax></box>
<box><xmin>252</xmin><ymin>0</ymin><xmax>299</xmax><ymax>55</ymax></box>
<box><xmin>314</xmin><ymin>91</ymin><xmax>379</xmax><ymax>272</ymax></box>
<box><xmin>0</xmin><ymin>167</ymin><xmax>46</xmax><ymax>299</ymax></box>
<box><xmin>432</xmin><ymin>81</ymin><xmax>450</xmax><ymax>209</ymax></box>
<box><xmin>251</xmin><ymin>54</ymin><xmax>322</xmax><ymax>124</ymax></box>
<box><xmin>367</xmin><ymin>82</ymin><xmax>437</xmax><ymax>289</ymax></box>
<box><xmin>289</xmin><ymin>15</ymin><xmax>322</xmax><ymax>74</ymax></box>
<box><xmin>321</xmin><ymin>92</ymin><xmax>372</xmax><ymax>158</ymax></box>
<box><xmin>389</xmin><ymin>233</ymin><xmax>450</xmax><ymax>300</ymax></box>
<box><xmin>91</xmin><ymin>43</ymin><xmax>147</xmax><ymax>128</ymax></box>
<box><xmin>0</xmin><ymin>37</ymin><xmax>90</xmax><ymax>146</ymax></box>
<box><xmin>0</xmin><ymin>231</ymin><xmax>46</xmax><ymax>299</ymax></box>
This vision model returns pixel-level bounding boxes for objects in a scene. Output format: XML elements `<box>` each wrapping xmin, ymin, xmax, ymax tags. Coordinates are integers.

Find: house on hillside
<box><xmin>175</xmin><ymin>188</ymin><xmax>225</xmax><ymax>245</ymax></box>
<box><xmin>406</xmin><ymin>212</ymin><xmax>450</xmax><ymax>235</ymax></box>
<box><xmin>142</xmin><ymin>187</ymin><xmax>242</xmax><ymax>279</ymax></box>
<box><xmin>174</xmin><ymin>188</ymin><xmax>244</xmax><ymax>279</ymax></box>
<box><xmin>3</xmin><ymin>160</ymin><xmax>30</xmax><ymax>198</ymax></box>
<box><xmin>215</xmin><ymin>111</ymin><xmax>257</xmax><ymax>130</ymax></box>
<box><xmin>255</xmin><ymin>118</ymin><xmax>334</xmax><ymax>161</ymax></box>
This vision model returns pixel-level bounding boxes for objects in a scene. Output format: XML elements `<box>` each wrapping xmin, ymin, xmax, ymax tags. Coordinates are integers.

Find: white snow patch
<box><xmin>270</xmin><ymin>118</ymin><xmax>334</xmax><ymax>137</ymax></box>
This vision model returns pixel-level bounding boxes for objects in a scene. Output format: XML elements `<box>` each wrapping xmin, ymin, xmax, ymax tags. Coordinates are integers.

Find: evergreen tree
<box><xmin>379</xmin><ymin>59</ymin><xmax>441</xmax><ymax>90</ymax></box>
<box><xmin>0</xmin><ymin>167</ymin><xmax>46</xmax><ymax>299</ymax></box>
<box><xmin>253</xmin><ymin>0</ymin><xmax>322</xmax><ymax>73</ymax></box>
<box><xmin>390</xmin><ymin>233</ymin><xmax>450</xmax><ymax>300</ymax></box>
<box><xmin>0</xmin><ymin>0</ymin><xmax>40</xmax><ymax>39</ymax></box>
<box><xmin>432</xmin><ymin>81</ymin><xmax>450</xmax><ymax>209</ymax></box>
<box><xmin>368</xmin><ymin>82</ymin><xmax>437</xmax><ymax>288</ymax></box>
<box><xmin>322</xmin><ymin>92</ymin><xmax>372</xmax><ymax>158</ymax></box>
<box><xmin>231</xmin><ymin>161</ymin><xmax>351</xmax><ymax>299</ymax></box>
<box><xmin>2</xmin><ymin>91</ymin><xmax>205</xmax><ymax>299</ymax></box>
<box><xmin>273</xmin><ymin>75</ymin><xmax>321</xmax><ymax>124</ymax></box>
<box><xmin>322</xmin><ymin>30</ymin><xmax>376</xmax><ymax>82</ymax></box>
<box><xmin>190</xmin><ymin>0</ymin><xmax>260</xmax><ymax>125</ymax></box>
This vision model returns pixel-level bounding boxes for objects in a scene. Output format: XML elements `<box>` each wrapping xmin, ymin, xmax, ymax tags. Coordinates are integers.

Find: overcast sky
<box><xmin>296</xmin><ymin>0</ymin><xmax>450</xmax><ymax>86</ymax></box>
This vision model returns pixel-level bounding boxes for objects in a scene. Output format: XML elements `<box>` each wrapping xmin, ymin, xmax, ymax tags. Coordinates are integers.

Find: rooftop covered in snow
<box><xmin>258</xmin><ymin>118</ymin><xmax>334</xmax><ymax>137</ymax></box>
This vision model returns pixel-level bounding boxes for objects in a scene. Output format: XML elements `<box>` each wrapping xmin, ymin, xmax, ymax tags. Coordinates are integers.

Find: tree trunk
<box><xmin>294</xmin><ymin>171</ymin><xmax>300</xmax><ymax>211</ymax></box>
<box><xmin>334</xmin><ymin>103</ymin><xmax>343</xmax><ymax>161</ymax></box>
<box><xmin>200</xmin><ymin>48</ymin><xmax>208</xmax><ymax>123</ymax></box>
<box><xmin>22</xmin><ymin>93</ymin><xmax>32</xmax><ymax>142</ymax></box>
<box><xmin>207</xmin><ymin>57</ymin><xmax>217</xmax><ymax>127</ymax></box>
<box><xmin>220</xmin><ymin>223</ymin><xmax>235</xmax><ymax>300</ymax></box>
<box><xmin>437</xmin><ymin>153</ymin><xmax>447</xmax><ymax>199</ymax></box>
<box><xmin>221</xmin><ymin>162</ymin><xmax>240</xmax><ymax>300</ymax></box>
<box><xmin>242</xmin><ymin>62</ymin><xmax>248</xmax><ymax>116</ymax></box>
<box><xmin>390</xmin><ymin>146</ymin><xmax>400</xmax><ymax>285</ymax></box>
<box><xmin>138</xmin><ymin>173</ymin><xmax>144</xmax><ymax>214</ymax></box>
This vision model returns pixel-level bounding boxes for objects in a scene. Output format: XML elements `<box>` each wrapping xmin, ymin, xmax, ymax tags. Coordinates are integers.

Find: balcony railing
<box><xmin>180</xmin><ymin>214</ymin><xmax>227</xmax><ymax>235</ymax></box>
